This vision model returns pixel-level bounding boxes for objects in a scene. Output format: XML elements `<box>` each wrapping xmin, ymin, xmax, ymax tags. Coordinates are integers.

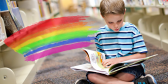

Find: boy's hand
<box><xmin>102</xmin><ymin>58</ymin><xmax>122</xmax><ymax>68</ymax></box>
<box><xmin>85</xmin><ymin>56</ymin><xmax>90</xmax><ymax>62</ymax></box>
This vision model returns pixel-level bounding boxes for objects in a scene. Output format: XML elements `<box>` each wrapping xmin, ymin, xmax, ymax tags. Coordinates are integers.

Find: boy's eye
<box><xmin>109</xmin><ymin>22</ymin><xmax>113</xmax><ymax>24</ymax></box>
<box><xmin>117</xmin><ymin>20</ymin><xmax>122</xmax><ymax>22</ymax></box>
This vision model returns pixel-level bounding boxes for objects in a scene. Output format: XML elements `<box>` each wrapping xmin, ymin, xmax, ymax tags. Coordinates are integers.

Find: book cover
<box><xmin>0</xmin><ymin>0</ymin><xmax>9</xmax><ymax>11</ymax></box>
<box><xmin>38</xmin><ymin>0</ymin><xmax>45</xmax><ymax>18</ymax></box>
<box><xmin>158</xmin><ymin>0</ymin><xmax>163</xmax><ymax>5</ymax></box>
<box><xmin>138</xmin><ymin>0</ymin><xmax>144</xmax><ymax>5</ymax></box>
<box><xmin>6</xmin><ymin>0</ymin><xmax>12</xmax><ymax>10</ymax></box>
<box><xmin>0</xmin><ymin>10</ymin><xmax>18</xmax><ymax>37</ymax></box>
<box><xmin>0</xmin><ymin>16</ymin><xmax>7</xmax><ymax>41</ymax></box>
<box><xmin>46</xmin><ymin>1</ymin><xmax>52</xmax><ymax>14</ymax></box>
<box><xmin>12</xmin><ymin>7</ymin><xmax>25</xmax><ymax>30</ymax></box>
<box><xmin>143</xmin><ymin>0</ymin><xmax>148</xmax><ymax>5</ymax></box>
<box><xmin>10</xmin><ymin>1</ymin><xmax>17</xmax><ymax>8</ymax></box>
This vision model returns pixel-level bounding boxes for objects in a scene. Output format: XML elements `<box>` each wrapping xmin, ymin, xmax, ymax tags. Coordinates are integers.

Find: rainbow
<box><xmin>4</xmin><ymin>16</ymin><xmax>98</xmax><ymax>61</ymax></box>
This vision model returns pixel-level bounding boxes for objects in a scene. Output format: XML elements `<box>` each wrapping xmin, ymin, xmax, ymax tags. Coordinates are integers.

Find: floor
<box><xmin>31</xmin><ymin>12</ymin><xmax>168</xmax><ymax>84</ymax></box>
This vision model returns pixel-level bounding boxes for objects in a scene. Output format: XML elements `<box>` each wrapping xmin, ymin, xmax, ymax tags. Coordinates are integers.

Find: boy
<box><xmin>75</xmin><ymin>0</ymin><xmax>157</xmax><ymax>84</ymax></box>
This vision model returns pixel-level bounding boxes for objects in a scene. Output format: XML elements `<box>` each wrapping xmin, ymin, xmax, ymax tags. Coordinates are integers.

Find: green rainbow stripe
<box><xmin>10</xmin><ymin>22</ymin><xmax>89</xmax><ymax>48</ymax></box>
<box><xmin>16</xmin><ymin>30</ymin><xmax>98</xmax><ymax>54</ymax></box>
<box><xmin>13</xmin><ymin>26</ymin><xmax>93</xmax><ymax>50</ymax></box>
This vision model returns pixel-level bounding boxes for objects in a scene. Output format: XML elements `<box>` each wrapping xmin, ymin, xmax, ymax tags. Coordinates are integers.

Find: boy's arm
<box><xmin>118</xmin><ymin>53</ymin><xmax>146</xmax><ymax>62</ymax></box>
<box><xmin>102</xmin><ymin>53</ymin><xmax>146</xmax><ymax>67</ymax></box>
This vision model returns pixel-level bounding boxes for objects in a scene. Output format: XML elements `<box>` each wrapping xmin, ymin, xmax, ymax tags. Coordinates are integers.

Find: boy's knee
<box><xmin>88</xmin><ymin>74</ymin><xmax>98</xmax><ymax>82</ymax></box>
<box><xmin>115</xmin><ymin>73</ymin><xmax>135</xmax><ymax>82</ymax></box>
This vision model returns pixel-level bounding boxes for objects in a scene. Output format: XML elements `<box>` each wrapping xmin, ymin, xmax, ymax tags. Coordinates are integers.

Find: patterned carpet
<box><xmin>31</xmin><ymin>16</ymin><xmax>168</xmax><ymax>84</ymax></box>
<box><xmin>31</xmin><ymin>42</ymin><xmax>168</xmax><ymax>84</ymax></box>
<box><xmin>144</xmin><ymin>42</ymin><xmax>168</xmax><ymax>84</ymax></box>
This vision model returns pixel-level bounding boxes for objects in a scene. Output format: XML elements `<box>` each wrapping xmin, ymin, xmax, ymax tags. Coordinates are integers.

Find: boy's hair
<box><xmin>100</xmin><ymin>0</ymin><xmax>125</xmax><ymax>17</ymax></box>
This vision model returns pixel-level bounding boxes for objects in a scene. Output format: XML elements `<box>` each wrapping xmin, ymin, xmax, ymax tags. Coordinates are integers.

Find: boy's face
<box><xmin>103</xmin><ymin>14</ymin><xmax>124</xmax><ymax>32</ymax></box>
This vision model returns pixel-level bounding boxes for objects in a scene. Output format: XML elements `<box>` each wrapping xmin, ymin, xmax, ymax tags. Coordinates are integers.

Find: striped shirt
<box><xmin>95</xmin><ymin>22</ymin><xmax>148</xmax><ymax>59</ymax></box>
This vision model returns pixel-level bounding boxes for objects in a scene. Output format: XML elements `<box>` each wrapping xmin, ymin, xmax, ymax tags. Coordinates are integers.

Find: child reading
<box><xmin>75</xmin><ymin>0</ymin><xmax>157</xmax><ymax>84</ymax></box>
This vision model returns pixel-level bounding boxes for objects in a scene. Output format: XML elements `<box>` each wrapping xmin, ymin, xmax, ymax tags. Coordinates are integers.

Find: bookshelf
<box><xmin>0</xmin><ymin>0</ymin><xmax>61</xmax><ymax>84</ymax></box>
<box><xmin>125</xmin><ymin>0</ymin><xmax>168</xmax><ymax>8</ymax></box>
<box><xmin>0</xmin><ymin>41</ymin><xmax>4</xmax><ymax>47</ymax></box>
<box><xmin>84</xmin><ymin>0</ymin><xmax>103</xmax><ymax>20</ymax></box>
<box><xmin>84</xmin><ymin>0</ymin><xmax>168</xmax><ymax>51</ymax></box>
<box><xmin>124</xmin><ymin>0</ymin><xmax>168</xmax><ymax>50</ymax></box>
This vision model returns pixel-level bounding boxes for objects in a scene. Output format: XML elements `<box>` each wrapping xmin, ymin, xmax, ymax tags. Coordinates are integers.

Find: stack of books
<box><xmin>0</xmin><ymin>0</ymin><xmax>24</xmax><ymax>39</ymax></box>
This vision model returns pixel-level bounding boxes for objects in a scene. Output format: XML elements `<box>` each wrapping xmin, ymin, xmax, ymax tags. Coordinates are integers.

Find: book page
<box><xmin>71</xmin><ymin>63</ymin><xmax>109</xmax><ymax>75</ymax></box>
<box><xmin>83</xmin><ymin>49</ymin><xmax>107</xmax><ymax>71</ymax></box>
<box><xmin>71</xmin><ymin>63</ymin><xmax>93</xmax><ymax>71</ymax></box>
<box><xmin>121</xmin><ymin>58</ymin><xmax>144</xmax><ymax>63</ymax></box>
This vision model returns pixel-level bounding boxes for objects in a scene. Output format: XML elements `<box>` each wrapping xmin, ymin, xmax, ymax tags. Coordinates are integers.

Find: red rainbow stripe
<box><xmin>4</xmin><ymin>16</ymin><xmax>89</xmax><ymax>46</ymax></box>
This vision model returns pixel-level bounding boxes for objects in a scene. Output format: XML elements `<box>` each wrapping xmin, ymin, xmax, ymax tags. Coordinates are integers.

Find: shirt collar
<box><xmin>105</xmin><ymin>22</ymin><xmax>128</xmax><ymax>32</ymax></box>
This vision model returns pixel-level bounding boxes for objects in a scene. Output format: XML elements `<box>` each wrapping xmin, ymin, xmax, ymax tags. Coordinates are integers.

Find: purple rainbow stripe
<box><xmin>25</xmin><ymin>42</ymin><xmax>93</xmax><ymax>61</ymax></box>
<box><xmin>24</xmin><ymin>37</ymin><xmax>95</xmax><ymax>57</ymax></box>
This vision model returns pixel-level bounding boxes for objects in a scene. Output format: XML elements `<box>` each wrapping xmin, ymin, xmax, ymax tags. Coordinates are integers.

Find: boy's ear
<box><xmin>124</xmin><ymin>8</ymin><xmax>126</xmax><ymax>14</ymax></box>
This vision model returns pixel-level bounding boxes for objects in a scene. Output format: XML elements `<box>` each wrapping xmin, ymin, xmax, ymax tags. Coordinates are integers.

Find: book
<box><xmin>46</xmin><ymin>1</ymin><xmax>52</xmax><ymax>14</ymax></box>
<box><xmin>0</xmin><ymin>16</ymin><xmax>7</xmax><ymax>41</ymax></box>
<box><xmin>11</xmin><ymin>7</ymin><xmax>25</xmax><ymax>30</ymax></box>
<box><xmin>0</xmin><ymin>0</ymin><xmax>13</xmax><ymax>11</ymax></box>
<box><xmin>87</xmin><ymin>0</ymin><xmax>96</xmax><ymax>7</ymax></box>
<box><xmin>0</xmin><ymin>10</ymin><xmax>18</xmax><ymax>37</ymax></box>
<box><xmin>126</xmin><ymin>0</ymin><xmax>134</xmax><ymax>6</ymax></box>
<box><xmin>10</xmin><ymin>1</ymin><xmax>17</xmax><ymax>8</ymax></box>
<box><xmin>0</xmin><ymin>0</ymin><xmax>8</xmax><ymax>11</ymax></box>
<box><xmin>38</xmin><ymin>0</ymin><xmax>46</xmax><ymax>18</ymax></box>
<box><xmin>138</xmin><ymin>0</ymin><xmax>144</xmax><ymax>5</ymax></box>
<box><xmin>158</xmin><ymin>0</ymin><xmax>163</xmax><ymax>5</ymax></box>
<box><xmin>0</xmin><ymin>0</ymin><xmax>23</xmax><ymax>30</ymax></box>
<box><xmin>71</xmin><ymin>49</ymin><xmax>158</xmax><ymax>75</ymax></box>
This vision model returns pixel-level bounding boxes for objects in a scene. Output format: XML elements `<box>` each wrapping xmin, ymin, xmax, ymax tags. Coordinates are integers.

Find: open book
<box><xmin>71</xmin><ymin>49</ymin><xmax>158</xmax><ymax>75</ymax></box>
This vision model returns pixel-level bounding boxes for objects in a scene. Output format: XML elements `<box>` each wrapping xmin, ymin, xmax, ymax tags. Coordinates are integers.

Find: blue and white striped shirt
<box><xmin>95</xmin><ymin>22</ymin><xmax>148</xmax><ymax>59</ymax></box>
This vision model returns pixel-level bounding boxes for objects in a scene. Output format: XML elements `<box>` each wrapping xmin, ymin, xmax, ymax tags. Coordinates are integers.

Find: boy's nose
<box><xmin>114</xmin><ymin>24</ymin><xmax>119</xmax><ymax>28</ymax></box>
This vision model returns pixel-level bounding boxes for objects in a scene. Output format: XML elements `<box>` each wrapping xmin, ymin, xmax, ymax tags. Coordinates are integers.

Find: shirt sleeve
<box><xmin>132</xmin><ymin>30</ymin><xmax>148</xmax><ymax>53</ymax></box>
<box><xmin>95</xmin><ymin>34</ymin><xmax>104</xmax><ymax>53</ymax></box>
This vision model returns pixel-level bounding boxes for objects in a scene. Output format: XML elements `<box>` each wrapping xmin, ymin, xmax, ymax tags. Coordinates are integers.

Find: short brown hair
<box><xmin>100</xmin><ymin>0</ymin><xmax>125</xmax><ymax>17</ymax></box>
